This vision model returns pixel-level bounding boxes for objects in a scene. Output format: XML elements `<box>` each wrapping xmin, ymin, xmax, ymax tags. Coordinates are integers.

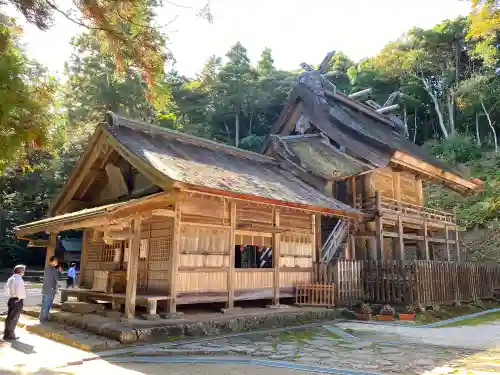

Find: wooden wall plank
<box><xmin>273</xmin><ymin>208</ymin><xmax>280</xmax><ymax>305</ymax></box>
<box><xmin>228</xmin><ymin>200</ymin><xmax>236</xmax><ymax>308</ymax></box>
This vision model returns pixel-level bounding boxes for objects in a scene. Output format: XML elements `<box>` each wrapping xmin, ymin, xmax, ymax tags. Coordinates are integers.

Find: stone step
<box><xmin>0</xmin><ymin>314</ymin><xmax>122</xmax><ymax>351</ymax></box>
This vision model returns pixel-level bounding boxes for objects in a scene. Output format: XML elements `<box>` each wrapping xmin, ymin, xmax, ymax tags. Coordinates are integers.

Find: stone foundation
<box><xmin>22</xmin><ymin>306</ymin><xmax>344</xmax><ymax>344</ymax></box>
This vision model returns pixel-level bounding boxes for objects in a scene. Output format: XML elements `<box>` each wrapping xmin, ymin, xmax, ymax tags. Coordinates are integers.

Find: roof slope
<box><xmin>262</xmin><ymin>71</ymin><xmax>464</xmax><ymax>177</ymax></box>
<box><xmin>106</xmin><ymin>113</ymin><xmax>360</xmax><ymax>217</ymax></box>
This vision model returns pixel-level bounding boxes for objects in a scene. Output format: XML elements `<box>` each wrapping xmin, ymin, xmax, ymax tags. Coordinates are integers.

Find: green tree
<box><xmin>0</xmin><ymin>16</ymin><xmax>56</xmax><ymax>173</ymax></box>
<box><xmin>257</xmin><ymin>48</ymin><xmax>276</xmax><ymax>76</ymax></box>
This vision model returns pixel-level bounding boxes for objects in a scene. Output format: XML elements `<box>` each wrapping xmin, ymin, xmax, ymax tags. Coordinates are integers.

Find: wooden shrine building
<box><xmin>15</xmin><ymin>112</ymin><xmax>360</xmax><ymax>317</ymax></box>
<box><xmin>261</xmin><ymin>54</ymin><xmax>483</xmax><ymax>264</ymax></box>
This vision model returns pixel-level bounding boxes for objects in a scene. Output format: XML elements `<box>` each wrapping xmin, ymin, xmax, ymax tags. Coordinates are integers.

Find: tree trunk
<box><xmin>235</xmin><ymin>111</ymin><xmax>240</xmax><ymax>148</ymax></box>
<box><xmin>447</xmin><ymin>91</ymin><xmax>456</xmax><ymax>135</ymax></box>
<box><xmin>403</xmin><ymin>105</ymin><xmax>409</xmax><ymax>138</ymax></box>
<box><xmin>413</xmin><ymin>113</ymin><xmax>418</xmax><ymax>143</ymax></box>
<box><xmin>420</xmin><ymin>77</ymin><xmax>449</xmax><ymax>139</ymax></box>
<box><xmin>475</xmin><ymin>112</ymin><xmax>481</xmax><ymax>147</ymax></box>
<box><xmin>249</xmin><ymin>112</ymin><xmax>254</xmax><ymax>134</ymax></box>
<box><xmin>481</xmin><ymin>99</ymin><xmax>498</xmax><ymax>152</ymax></box>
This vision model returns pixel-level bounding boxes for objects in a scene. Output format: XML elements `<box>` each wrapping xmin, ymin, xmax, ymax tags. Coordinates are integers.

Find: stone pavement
<box><xmin>336</xmin><ymin>320</ymin><xmax>500</xmax><ymax>350</ymax></box>
<box><xmin>122</xmin><ymin>326</ymin><xmax>471</xmax><ymax>375</ymax></box>
<box><xmin>3</xmin><ymin>317</ymin><xmax>500</xmax><ymax>375</ymax></box>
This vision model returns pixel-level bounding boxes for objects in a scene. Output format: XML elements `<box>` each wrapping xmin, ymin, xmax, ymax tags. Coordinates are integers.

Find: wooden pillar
<box><xmin>364</xmin><ymin>173</ymin><xmax>378</xmax><ymax>260</ymax></box>
<box><xmin>314</xmin><ymin>214</ymin><xmax>322</xmax><ymax>262</ymax></box>
<box><xmin>45</xmin><ymin>232</ymin><xmax>57</xmax><ymax>268</ymax></box>
<box><xmin>79</xmin><ymin>230</ymin><xmax>89</xmax><ymax>286</ymax></box>
<box><xmin>227</xmin><ymin>200</ymin><xmax>236</xmax><ymax>308</ymax></box>
<box><xmin>375</xmin><ymin>192</ymin><xmax>384</xmax><ymax>261</ymax></box>
<box><xmin>392</xmin><ymin>171</ymin><xmax>401</xmax><ymax>201</ymax></box>
<box><xmin>324</xmin><ymin>181</ymin><xmax>334</xmax><ymax>197</ymax></box>
<box><xmin>349</xmin><ymin>235</ymin><xmax>356</xmax><ymax>260</ymax></box>
<box><xmin>168</xmin><ymin>204</ymin><xmax>181</xmax><ymax>313</ymax></box>
<box><xmin>423</xmin><ymin>219</ymin><xmax>429</xmax><ymax>260</ymax></box>
<box><xmin>416</xmin><ymin>178</ymin><xmax>424</xmax><ymax>206</ymax></box>
<box><xmin>125</xmin><ymin>218</ymin><xmax>141</xmax><ymax>319</ymax></box>
<box><xmin>272</xmin><ymin>207</ymin><xmax>280</xmax><ymax>306</ymax></box>
<box><xmin>396</xmin><ymin>215</ymin><xmax>404</xmax><ymax>260</ymax></box>
<box><xmin>350</xmin><ymin>177</ymin><xmax>357</xmax><ymax>208</ymax></box>
<box><xmin>445</xmin><ymin>224</ymin><xmax>450</xmax><ymax>261</ymax></box>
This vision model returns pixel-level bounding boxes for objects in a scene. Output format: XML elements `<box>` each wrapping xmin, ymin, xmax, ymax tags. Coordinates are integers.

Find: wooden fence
<box><xmin>312</xmin><ymin>260</ymin><xmax>500</xmax><ymax>306</ymax></box>
<box><xmin>295</xmin><ymin>283</ymin><xmax>335</xmax><ymax>307</ymax></box>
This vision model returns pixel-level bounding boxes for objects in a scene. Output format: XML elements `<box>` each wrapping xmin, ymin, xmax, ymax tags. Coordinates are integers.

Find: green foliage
<box><xmin>425</xmin><ymin>134</ymin><xmax>486</xmax><ymax>164</ymax></box>
<box><xmin>0</xmin><ymin>16</ymin><xmax>56</xmax><ymax>174</ymax></box>
<box><xmin>2</xmin><ymin>5</ymin><xmax>500</xmax><ymax>267</ymax></box>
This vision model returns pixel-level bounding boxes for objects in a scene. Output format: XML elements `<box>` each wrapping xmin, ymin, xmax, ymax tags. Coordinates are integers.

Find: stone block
<box><xmin>102</xmin><ymin>325</ymin><xmax>137</xmax><ymax>343</ymax></box>
<box><xmin>140</xmin><ymin>314</ymin><xmax>162</xmax><ymax>321</ymax></box>
<box><xmin>61</xmin><ymin>301</ymin><xmax>104</xmax><ymax>314</ymax></box>
<box><xmin>266</xmin><ymin>304</ymin><xmax>291</xmax><ymax>309</ymax></box>
<box><xmin>220</xmin><ymin>307</ymin><xmax>243</xmax><ymax>314</ymax></box>
<box><xmin>185</xmin><ymin>322</ymin><xmax>208</xmax><ymax>336</ymax></box>
<box><xmin>159</xmin><ymin>311</ymin><xmax>184</xmax><ymax>319</ymax></box>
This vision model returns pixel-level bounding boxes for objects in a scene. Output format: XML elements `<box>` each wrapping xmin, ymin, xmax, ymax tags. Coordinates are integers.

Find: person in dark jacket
<box><xmin>40</xmin><ymin>256</ymin><xmax>60</xmax><ymax>323</ymax></box>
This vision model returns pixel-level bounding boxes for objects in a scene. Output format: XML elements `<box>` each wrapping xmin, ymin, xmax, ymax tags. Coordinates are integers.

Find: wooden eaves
<box><xmin>15</xmin><ymin>192</ymin><xmax>178</xmax><ymax>237</ymax></box>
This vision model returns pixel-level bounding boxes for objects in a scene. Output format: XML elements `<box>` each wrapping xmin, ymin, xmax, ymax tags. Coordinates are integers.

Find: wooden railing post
<box><xmin>396</xmin><ymin>214</ymin><xmax>404</xmax><ymax>261</ymax></box>
<box><xmin>453</xmin><ymin>209</ymin><xmax>460</xmax><ymax>262</ymax></box>
<box><xmin>445</xmin><ymin>224</ymin><xmax>450</xmax><ymax>261</ymax></box>
<box><xmin>375</xmin><ymin>192</ymin><xmax>384</xmax><ymax>261</ymax></box>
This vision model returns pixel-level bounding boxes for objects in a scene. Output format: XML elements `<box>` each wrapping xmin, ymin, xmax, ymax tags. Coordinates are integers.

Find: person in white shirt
<box><xmin>67</xmin><ymin>263</ymin><xmax>76</xmax><ymax>288</ymax></box>
<box><xmin>3</xmin><ymin>265</ymin><xmax>27</xmax><ymax>340</ymax></box>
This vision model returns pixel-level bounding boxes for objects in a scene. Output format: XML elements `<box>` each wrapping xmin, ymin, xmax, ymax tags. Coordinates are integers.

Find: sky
<box><xmin>6</xmin><ymin>0</ymin><xmax>471</xmax><ymax>78</ymax></box>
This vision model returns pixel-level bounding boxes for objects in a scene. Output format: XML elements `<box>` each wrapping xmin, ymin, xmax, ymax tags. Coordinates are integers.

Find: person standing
<box><xmin>3</xmin><ymin>265</ymin><xmax>27</xmax><ymax>340</ymax></box>
<box><xmin>67</xmin><ymin>263</ymin><xmax>76</xmax><ymax>288</ymax></box>
<box><xmin>40</xmin><ymin>256</ymin><xmax>60</xmax><ymax>323</ymax></box>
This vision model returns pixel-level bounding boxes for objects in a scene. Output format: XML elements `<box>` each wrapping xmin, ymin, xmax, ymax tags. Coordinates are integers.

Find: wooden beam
<box><xmin>168</xmin><ymin>203</ymin><xmax>181</xmax><ymax>313</ymax></box>
<box><xmin>348</xmin><ymin>88</ymin><xmax>372</xmax><ymax>99</ymax></box>
<box><xmin>125</xmin><ymin>218</ymin><xmax>141</xmax><ymax>319</ymax></box>
<box><xmin>27</xmin><ymin>239</ymin><xmax>49</xmax><ymax>248</ymax></box>
<box><xmin>45</xmin><ymin>233</ymin><xmax>57</xmax><ymax>268</ymax></box>
<box><xmin>396</xmin><ymin>215</ymin><xmax>404</xmax><ymax>261</ymax></box>
<box><xmin>227</xmin><ymin>200</ymin><xmax>236</xmax><ymax>309</ymax></box>
<box><xmin>105</xmin><ymin>163</ymin><xmax>129</xmax><ymax>198</ymax></box>
<box><xmin>273</xmin><ymin>207</ymin><xmax>281</xmax><ymax>306</ymax></box>
<box><xmin>391</xmin><ymin>151</ymin><xmax>479</xmax><ymax>193</ymax></box>
<box><xmin>175</xmin><ymin>182</ymin><xmax>361</xmax><ymax>219</ymax></box>
<box><xmin>49</xmin><ymin>130</ymin><xmax>106</xmax><ymax>216</ymax></box>
<box><xmin>375</xmin><ymin>192</ymin><xmax>383</xmax><ymax>261</ymax></box>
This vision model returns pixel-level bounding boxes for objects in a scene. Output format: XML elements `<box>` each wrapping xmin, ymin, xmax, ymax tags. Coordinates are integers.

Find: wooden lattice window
<box><xmin>102</xmin><ymin>242</ymin><xmax>123</xmax><ymax>262</ymax></box>
<box><xmin>149</xmin><ymin>238</ymin><xmax>171</xmax><ymax>262</ymax></box>
<box><xmin>140</xmin><ymin>239</ymin><xmax>148</xmax><ymax>259</ymax></box>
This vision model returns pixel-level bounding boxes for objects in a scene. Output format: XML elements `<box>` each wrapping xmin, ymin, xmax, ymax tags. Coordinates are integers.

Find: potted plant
<box><xmin>376</xmin><ymin>304</ymin><xmax>395</xmax><ymax>321</ymax></box>
<box><xmin>355</xmin><ymin>303</ymin><xmax>372</xmax><ymax>320</ymax></box>
<box><xmin>398</xmin><ymin>304</ymin><xmax>416</xmax><ymax>320</ymax></box>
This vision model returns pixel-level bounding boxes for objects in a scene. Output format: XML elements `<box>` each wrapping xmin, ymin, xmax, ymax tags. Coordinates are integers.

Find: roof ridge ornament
<box><xmin>298</xmin><ymin>51</ymin><xmax>338</xmax><ymax>102</ymax></box>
